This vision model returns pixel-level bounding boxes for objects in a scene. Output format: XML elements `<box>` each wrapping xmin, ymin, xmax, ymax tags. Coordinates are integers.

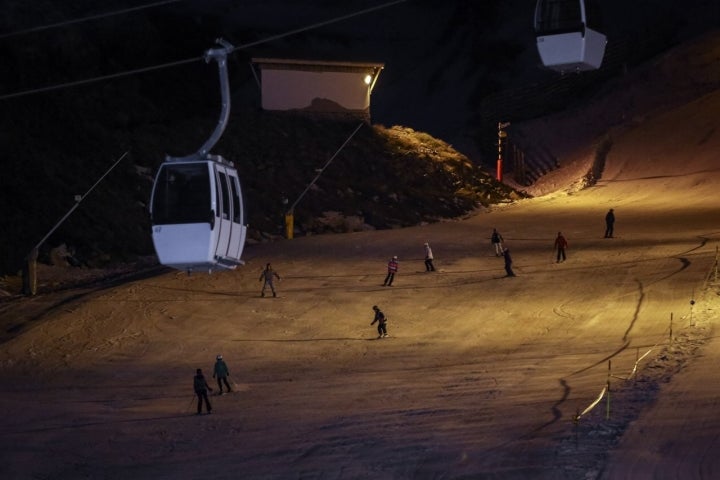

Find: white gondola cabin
<box><xmin>534</xmin><ymin>0</ymin><xmax>606</xmax><ymax>73</ymax></box>
<box><xmin>150</xmin><ymin>157</ymin><xmax>247</xmax><ymax>272</ymax></box>
<box><xmin>149</xmin><ymin>39</ymin><xmax>247</xmax><ymax>273</ymax></box>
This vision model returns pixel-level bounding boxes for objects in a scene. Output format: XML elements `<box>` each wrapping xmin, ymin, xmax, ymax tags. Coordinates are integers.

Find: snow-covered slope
<box><xmin>1</xmin><ymin>27</ymin><xmax>720</xmax><ymax>480</ymax></box>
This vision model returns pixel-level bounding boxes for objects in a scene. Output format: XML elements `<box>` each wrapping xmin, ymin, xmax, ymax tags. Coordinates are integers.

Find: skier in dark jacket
<box><xmin>213</xmin><ymin>354</ymin><xmax>232</xmax><ymax>394</ymax></box>
<box><xmin>604</xmin><ymin>209</ymin><xmax>615</xmax><ymax>238</ymax></box>
<box><xmin>193</xmin><ymin>368</ymin><xmax>213</xmax><ymax>415</ymax></box>
<box><xmin>259</xmin><ymin>263</ymin><xmax>281</xmax><ymax>297</ymax></box>
<box><xmin>554</xmin><ymin>232</ymin><xmax>568</xmax><ymax>263</ymax></box>
<box><xmin>491</xmin><ymin>228</ymin><xmax>504</xmax><ymax>256</ymax></box>
<box><xmin>502</xmin><ymin>247</ymin><xmax>516</xmax><ymax>277</ymax></box>
<box><xmin>371</xmin><ymin>305</ymin><xmax>388</xmax><ymax>338</ymax></box>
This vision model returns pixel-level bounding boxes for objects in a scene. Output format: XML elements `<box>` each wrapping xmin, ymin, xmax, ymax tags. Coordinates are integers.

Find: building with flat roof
<box><xmin>251</xmin><ymin>58</ymin><xmax>384</xmax><ymax>121</ymax></box>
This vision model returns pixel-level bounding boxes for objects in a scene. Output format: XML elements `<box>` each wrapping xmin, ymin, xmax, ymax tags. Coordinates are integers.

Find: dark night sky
<box><xmin>0</xmin><ymin>0</ymin><xmax>717</xmax><ymax>273</ymax></box>
<box><xmin>2</xmin><ymin>0</ymin><xmax>718</xmax><ymax>154</ymax></box>
<box><xmin>172</xmin><ymin>0</ymin><xmax>720</xmax><ymax>151</ymax></box>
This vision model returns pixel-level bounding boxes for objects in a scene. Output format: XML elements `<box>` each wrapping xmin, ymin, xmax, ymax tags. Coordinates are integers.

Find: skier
<box><xmin>259</xmin><ymin>263</ymin><xmax>281</xmax><ymax>297</ymax></box>
<box><xmin>383</xmin><ymin>256</ymin><xmax>399</xmax><ymax>286</ymax></box>
<box><xmin>554</xmin><ymin>232</ymin><xmax>568</xmax><ymax>263</ymax></box>
<box><xmin>491</xmin><ymin>228</ymin><xmax>504</xmax><ymax>256</ymax></box>
<box><xmin>604</xmin><ymin>209</ymin><xmax>615</xmax><ymax>238</ymax></box>
<box><xmin>424</xmin><ymin>242</ymin><xmax>435</xmax><ymax>272</ymax></box>
<box><xmin>370</xmin><ymin>305</ymin><xmax>388</xmax><ymax>338</ymax></box>
<box><xmin>193</xmin><ymin>368</ymin><xmax>213</xmax><ymax>415</ymax></box>
<box><xmin>213</xmin><ymin>354</ymin><xmax>232</xmax><ymax>395</ymax></box>
<box><xmin>503</xmin><ymin>247</ymin><xmax>516</xmax><ymax>277</ymax></box>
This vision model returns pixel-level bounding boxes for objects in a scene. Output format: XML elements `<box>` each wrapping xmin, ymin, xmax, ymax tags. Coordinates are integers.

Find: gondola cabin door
<box><xmin>213</xmin><ymin>162</ymin><xmax>247</xmax><ymax>265</ymax></box>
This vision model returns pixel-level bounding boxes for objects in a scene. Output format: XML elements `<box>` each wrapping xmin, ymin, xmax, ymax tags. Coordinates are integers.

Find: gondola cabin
<box><xmin>149</xmin><ymin>40</ymin><xmax>247</xmax><ymax>273</ymax></box>
<box><xmin>150</xmin><ymin>156</ymin><xmax>247</xmax><ymax>273</ymax></box>
<box><xmin>534</xmin><ymin>0</ymin><xmax>606</xmax><ymax>73</ymax></box>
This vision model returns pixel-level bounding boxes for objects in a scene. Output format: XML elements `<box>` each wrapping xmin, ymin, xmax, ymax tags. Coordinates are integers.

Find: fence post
<box><xmin>606</xmin><ymin>360</ymin><xmax>611</xmax><ymax>420</ymax></box>
<box><xmin>690</xmin><ymin>297</ymin><xmax>696</xmax><ymax>327</ymax></box>
<box><xmin>574</xmin><ymin>408</ymin><xmax>580</xmax><ymax>446</ymax></box>
<box><xmin>21</xmin><ymin>247</ymin><xmax>38</xmax><ymax>296</ymax></box>
<box><xmin>634</xmin><ymin>347</ymin><xmax>639</xmax><ymax>384</ymax></box>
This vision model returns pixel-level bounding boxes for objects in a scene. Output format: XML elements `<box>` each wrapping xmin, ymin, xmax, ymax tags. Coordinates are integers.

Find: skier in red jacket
<box><xmin>383</xmin><ymin>256</ymin><xmax>398</xmax><ymax>286</ymax></box>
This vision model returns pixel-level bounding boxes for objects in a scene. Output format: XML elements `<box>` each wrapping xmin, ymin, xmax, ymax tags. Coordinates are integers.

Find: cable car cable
<box><xmin>0</xmin><ymin>0</ymin><xmax>184</xmax><ymax>40</ymax></box>
<box><xmin>0</xmin><ymin>55</ymin><xmax>203</xmax><ymax>101</ymax></box>
<box><xmin>221</xmin><ymin>0</ymin><xmax>407</xmax><ymax>55</ymax></box>
<box><xmin>289</xmin><ymin>121</ymin><xmax>365</xmax><ymax>214</ymax></box>
<box><xmin>0</xmin><ymin>0</ymin><xmax>407</xmax><ymax>102</ymax></box>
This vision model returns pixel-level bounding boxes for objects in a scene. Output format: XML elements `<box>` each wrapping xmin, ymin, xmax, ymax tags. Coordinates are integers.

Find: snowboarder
<box><xmin>424</xmin><ymin>242</ymin><xmax>435</xmax><ymax>272</ymax></box>
<box><xmin>491</xmin><ymin>228</ymin><xmax>504</xmax><ymax>256</ymax></box>
<box><xmin>554</xmin><ymin>232</ymin><xmax>568</xmax><ymax>263</ymax></box>
<box><xmin>503</xmin><ymin>247</ymin><xmax>516</xmax><ymax>277</ymax></box>
<box><xmin>213</xmin><ymin>354</ymin><xmax>232</xmax><ymax>394</ymax></box>
<box><xmin>370</xmin><ymin>305</ymin><xmax>388</xmax><ymax>338</ymax></box>
<box><xmin>604</xmin><ymin>209</ymin><xmax>615</xmax><ymax>238</ymax></box>
<box><xmin>383</xmin><ymin>256</ymin><xmax>399</xmax><ymax>286</ymax></box>
<box><xmin>193</xmin><ymin>368</ymin><xmax>213</xmax><ymax>415</ymax></box>
<box><xmin>259</xmin><ymin>263</ymin><xmax>281</xmax><ymax>297</ymax></box>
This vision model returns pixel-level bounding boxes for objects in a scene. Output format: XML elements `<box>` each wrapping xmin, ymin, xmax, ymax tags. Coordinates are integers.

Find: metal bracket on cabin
<box><xmin>166</xmin><ymin>39</ymin><xmax>235</xmax><ymax>163</ymax></box>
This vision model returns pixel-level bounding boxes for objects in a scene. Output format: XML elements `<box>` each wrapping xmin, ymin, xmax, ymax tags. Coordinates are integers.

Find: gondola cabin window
<box><xmin>534</xmin><ymin>0</ymin><xmax>606</xmax><ymax>72</ymax></box>
<box><xmin>217</xmin><ymin>171</ymin><xmax>231</xmax><ymax>220</ymax></box>
<box><xmin>152</xmin><ymin>162</ymin><xmax>211</xmax><ymax>226</ymax></box>
<box><xmin>230</xmin><ymin>176</ymin><xmax>243</xmax><ymax>224</ymax></box>
<box><xmin>535</xmin><ymin>0</ymin><xmax>582</xmax><ymax>34</ymax></box>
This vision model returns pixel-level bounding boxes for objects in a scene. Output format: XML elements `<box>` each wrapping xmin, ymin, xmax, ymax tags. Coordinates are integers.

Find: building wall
<box><xmin>260</xmin><ymin>69</ymin><xmax>371</xmax><ymax>113</ymax></box>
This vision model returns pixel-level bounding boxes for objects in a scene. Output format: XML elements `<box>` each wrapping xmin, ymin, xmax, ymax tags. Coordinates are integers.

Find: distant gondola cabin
<box><xmin>251</xmin><ymin>58</ymin><xmax>384</xmax><ymax>121</ymax></box>
<box><xmin>534</xmin><ymin>0</ymin><xmax>606</xmax><ymax>73</ymax></box>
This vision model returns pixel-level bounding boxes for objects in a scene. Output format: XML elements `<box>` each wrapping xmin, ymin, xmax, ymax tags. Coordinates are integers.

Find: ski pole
<box><xmin>186</xmin><ymin>395</ymin><xmax>196</xmax><ymax>412</ymax></box>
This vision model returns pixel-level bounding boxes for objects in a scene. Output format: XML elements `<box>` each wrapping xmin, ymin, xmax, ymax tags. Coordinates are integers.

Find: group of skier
<box><xmin>374</xmin><ymin>209</ymin><xmax>616</xmax><ymax>339</ymax></box>
<box><xmin>491</xmin><ymin>228</ymin><xmax>515</xmax><ymax>277</ymax></box>
<box><xmin>193</xmin><ymin>354</ymin><xmax>233</xmax><ymax>415</ymax></box>
<box><xmin>492</xmin><ymin>208</ymin><xmax>615</xmax><ymax>273</ymax></box>
<box><xmin>194</xmin><ymin>209</ymin><xmax>618</xmax><ymax>412</ymax></box>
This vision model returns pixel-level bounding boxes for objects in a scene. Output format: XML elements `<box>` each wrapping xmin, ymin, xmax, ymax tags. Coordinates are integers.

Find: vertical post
<box><xmin>690</xmin><ymin>296</ymin><xmax>696</xmax><ymax>327</ymax></box>
<box><xmin>285</xmin><ymin>211</ymin><xmax>294</xmax><ymax>240</ymax></box>
<box><xmin>496</xmin><ymin>121</ymin><xmax>510</xmax><ymax>182</ymax></box>
<box><xmin>606</xmin><ymin>360</ymin><xmax>611</xmax><ymax>420</ymax></box>
<box><xmin>669</xmin><ymin>312</ymin><xmax>673</xmax><ymax>343</ymax></box>
<box><xmin>634</xmin><ymin>347</ymin><xmax>639</xmax><ymax>384</ymax></box>
<box><xmin>574</xmin><ymin>408</ymin><xmax>580</xmax><ymax>446</ymax></box>
<box><xmin>21</xmin><ymin>247</ymin><xmax>39</xmax><ymax>296</ymax></box>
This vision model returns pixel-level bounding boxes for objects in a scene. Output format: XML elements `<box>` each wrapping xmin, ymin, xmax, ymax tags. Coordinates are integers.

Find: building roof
<box><xmin>252</xmin><ymin>57</ymin><xmax>384</xmax><ymax>72</ymax></box>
